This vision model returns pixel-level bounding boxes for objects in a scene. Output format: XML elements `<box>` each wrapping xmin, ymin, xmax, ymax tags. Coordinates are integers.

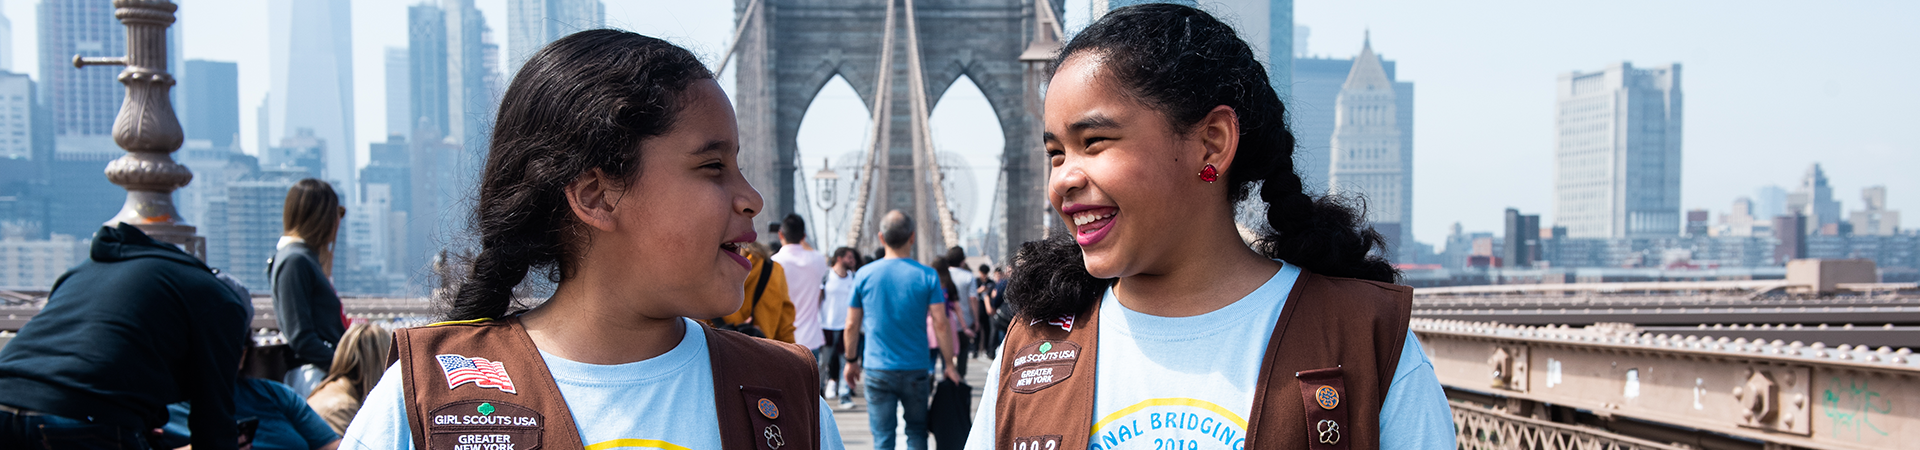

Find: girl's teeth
<box><xmin>1073</xmin><ymin>211</ymin><xmax>1113</xmax><ymax>226</ymax></box>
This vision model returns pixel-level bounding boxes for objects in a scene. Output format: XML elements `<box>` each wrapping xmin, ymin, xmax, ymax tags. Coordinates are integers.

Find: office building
<box><xmin>444</xmin><ymin>0</ymin><xmax>496</xmax><ymax>149</ymax></box>
<box><xmin>1553</xmin><ymin>62</ymin><xmax>1683</xmax><ymax>238</ymax></box>
<box><xmin>360</xmin><ymin>134</ymin><xmax>411</xmax><ymax>279</ymax></box>
<box><xmin>404</xmin><ymin>0</ymin><xmax>500</xmax><ymax>277</ymax></box>
<box><xmin>1788</xmin><ymin>163</ymin><xmax>1842</xmax><ymax>235</ymax></box>
<box><xmin>1503</xmin><ymin>209</ymin><xmax>1539</xmax><ymax>268</ymax></box>
<box><xmin>1327</xmin><ymin>35</ymin><xmax>1411</xmax><ymax>255</ymax></box>
<box><xmin>223</xmin><ymin>169</ymin><xmax>305</xmax><ymax>291</ymax></box>
<box><xmin>408</xmin><ymin>4</ymin><xmax>449</xmax><ymax>140</ymax></box>
<box><xmin>1773</xmin><ymin>213</ymin><xmax>1805</xmax><ymax>263</ymax></box>
<box><xmin>266</xmin><ymin>128</ymin><xmax>326</xmax><ymax>179</ymax></box>
<box><xmin>1291</xmin><ymin>56</ymin><xmax>1411</xmax><ymax>193</ymax></box>
<box><xmin>40</xmin><ymin>153</ymin><xmax>119</xmax><ymax>240</ymax></box>
<box><xmin>1850</xmin><ymin>186</ymin><xmax>1899</xmax><ymax>236</ymax></box>
<box><xmin>362</xmin><ymin>135</ymin><xmax>410</xmax><ymax>214</ymax></box>
<box><xmin>267</xmin><ymin>0</ymin><xmax>355</xmax><ymax>195</ymax></box>
<box><xmin>385</xmin><ymin>47</ymin><xmax>410</xmax><ymax>139</ymax></box>
<box><xmin>406</xmin><ymin>126</ymin><xmax>464</xmax><ymax>282</ymax></box>
<box><xmin>175</xmin><ymin>142</ymin><xmax>234</xmax><ymax>233</ymax></box>
<box><xmin>181</xmin><ymin>60</ymin><xmax>239</xmax><ymax>149</ymax></box>
<box><xmin>507</xmin><ymin>0</ymin><xmax>603</xmax><ymax>74</ymax></box>
<box><xmin>0</xmin><ymin>233</ymin><xmax>85</xmax><ymax>290</ymax></box>
<box><xmin>40</xmin><ymin>0</ymin><xmax>124</xmax><ymax>154</ymax></box>
<box><xmin>0</xmin><ymin>3</ymin><xmax>12</xmax><ymax>71</ymax></box>
<box><xmin>1716</xmin><ymin>197</ymin><xmax>1771</xmax><ymax>237</ymax></box>
<box><xmin>1094</xmin><ymin>0</ymin><xmax>1291</xmax><ymax>99</ymax></box>
<box><xmin>1685</xmin><ymin>209</ymin><xmax>1709</xmax><ymax>237</ymax></box>
<box><xmin>1752</xmin><ymin>185</ymin><xmax>1787</xmax><ymax>220</ymax></box>
<box><xmin>184</xmin><ymin>151</ymin><xmax>260</xmax><ymax>273</ymax></box>
<box><xmin>0</xmin><ymin>71</ymin><xmax>30</xmax><ymax>160</ymax></box>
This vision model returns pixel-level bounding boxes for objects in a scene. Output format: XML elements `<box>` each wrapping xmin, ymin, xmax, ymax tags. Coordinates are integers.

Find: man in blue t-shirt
<box><xmin>844</xmin><ymin>210</ymin><xmax>960</xmax><ymax>450</ymax></box>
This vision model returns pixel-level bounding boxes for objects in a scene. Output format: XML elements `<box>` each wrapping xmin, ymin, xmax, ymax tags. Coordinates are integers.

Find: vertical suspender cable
<box><xmin>843</xmin><ymin>0</ymin><xmax>899</xmax><ymax>250</ymax></box>
<box><xmin>902</xmin><ymin>0</ymin><xmax>962</xmax><ymax>249</ymax></box>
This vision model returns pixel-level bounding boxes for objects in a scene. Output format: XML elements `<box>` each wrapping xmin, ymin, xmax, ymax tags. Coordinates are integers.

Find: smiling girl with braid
<box><xmin>966</xmin><ymin>5</ymin><xmax>1451</xmax><ymax>450</ymax></box>
<box><xmin>340</xmin><ymin>30</ymin><xmax>842</xmax><ymax>450</ymax></box>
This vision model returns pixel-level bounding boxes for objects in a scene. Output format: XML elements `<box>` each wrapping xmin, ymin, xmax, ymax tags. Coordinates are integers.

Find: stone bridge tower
<box><xmin>732</xmin><ymin>0</ymin><xmax>1059</xmax><ymax>259</ymax></box>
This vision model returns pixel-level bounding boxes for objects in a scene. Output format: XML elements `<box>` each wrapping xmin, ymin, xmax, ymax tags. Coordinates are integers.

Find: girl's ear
<box><xmin>1197</xmin><ymin>105</ymin><xmax>1241</xmax><ymax>173</ymax></box>
<box><xmin>565</xmin><ymin>168</ymin><xmax>621</xmax><ymax>232</ymax></box>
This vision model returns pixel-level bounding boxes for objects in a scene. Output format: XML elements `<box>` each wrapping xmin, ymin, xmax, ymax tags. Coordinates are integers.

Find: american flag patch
<box><xmin>1048</xmin><ymin>315</ymin><xmax>1075</xmax><ymax>332</ymax></box>
<box><xmin>1030</xmin><ymin>315</ymin><xmax>1075</xmax><ymax>332</ymax></box>
<box><xmin>436</xmin><ymin>354</ymin><xmax>517</xmax><ymax>394</ymax></box>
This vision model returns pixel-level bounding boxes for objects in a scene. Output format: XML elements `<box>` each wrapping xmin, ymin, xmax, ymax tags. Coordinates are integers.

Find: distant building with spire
<box><xmin>1328</xmin><ymin>33</ymin><xmax>1412</xmax><ymax>257</ymax></box>
<box><xmin>1553</xmin><ymin>62</ymin><xmax>1683</xmax><ymax>239</ymax></box>
<box><xmin>1789</xmin><ymin>163</ymin><xmax>1842</xmax><ymax>235</ymax></box>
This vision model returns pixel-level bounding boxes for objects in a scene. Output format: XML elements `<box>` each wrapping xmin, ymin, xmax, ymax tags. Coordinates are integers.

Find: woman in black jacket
<box><xmin>272</xmin><ymin>178</ymin><xmax>347</xmax><ymax>397</ymax></box>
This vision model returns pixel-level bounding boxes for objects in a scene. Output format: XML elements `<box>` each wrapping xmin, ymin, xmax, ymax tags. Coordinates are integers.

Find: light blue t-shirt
<box><xmin>847</xmin><ymin>258</ymin><xmax>945</xmax><ymax>371</ymax></box>
<box><xmin>340</xmin><ymin>318</ymin><xmax>844</xmax><ymax>450</ymax></box>
<box><xmin>963</xmin><ymin>263</ymin><xmax>1454</xmax><ymax>450</ymax></box>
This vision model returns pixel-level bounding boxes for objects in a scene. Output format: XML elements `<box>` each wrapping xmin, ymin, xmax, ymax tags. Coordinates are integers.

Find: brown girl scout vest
<box><xmin>992</xmin><ymin>270</ymin><xmax>1412</xmax><ymax>450</ymax></box>
<box><xmin>394</xmin><ymin>316</ymin><xmax>821</xmax><ymax>450</ymax></box>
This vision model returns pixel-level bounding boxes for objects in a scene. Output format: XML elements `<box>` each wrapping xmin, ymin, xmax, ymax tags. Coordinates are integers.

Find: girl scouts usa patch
<box><xmin>426</xmin><ymin>400</ymin><xmax>544</xmax><ymax>450</ymax></box>
<box><xmin>1009</xmin><ymin>340</ymin><xmax>1080</xmax><ymax>393</ymax></box>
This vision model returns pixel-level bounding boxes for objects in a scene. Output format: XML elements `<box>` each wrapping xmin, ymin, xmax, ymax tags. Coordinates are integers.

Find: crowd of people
<box><xmin>0</xmin><ymin>4</ymin><xmax>1450</xmax><ymax>450</ymax></box>
<box><xmin>715</xmin><ymin>211</ymin><xmax>1012</xmax><ymax>448</ymax></box>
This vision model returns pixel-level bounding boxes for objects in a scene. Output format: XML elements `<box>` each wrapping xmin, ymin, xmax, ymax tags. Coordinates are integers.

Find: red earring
<box><xmin>1198</xmin><ymin>164</ymin><xmax>1219</xmax><ymax>183</ymax></box>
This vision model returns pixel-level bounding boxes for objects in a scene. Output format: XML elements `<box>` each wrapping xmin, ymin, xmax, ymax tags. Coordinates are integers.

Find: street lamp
<box><xmin>76</xmin><ymin>0</ymin><xmax>200</xmax><ymax>259</ymax></box>
<box><xmin>812</xmin><ymin>157</ymin><xmax>840</xmax><ymax>248</ymax></box>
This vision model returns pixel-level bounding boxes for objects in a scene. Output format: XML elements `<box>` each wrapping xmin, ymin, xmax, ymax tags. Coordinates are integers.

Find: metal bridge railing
<box><xmin>1452</xmin><ymin>401</ymin><xmax>1684</xmax><ymax>450</ymax></box>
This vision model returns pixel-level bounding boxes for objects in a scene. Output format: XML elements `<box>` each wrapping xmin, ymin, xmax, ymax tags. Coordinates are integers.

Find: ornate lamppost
<box><xmin>75</xmin><ymin>0</ymin><xmax>200</xmax><ymax>258</ymax></box>
<box><xmin>812</xmin><ymin>157</ymin><xmax>840</xmax><ymax>249</ymax></box>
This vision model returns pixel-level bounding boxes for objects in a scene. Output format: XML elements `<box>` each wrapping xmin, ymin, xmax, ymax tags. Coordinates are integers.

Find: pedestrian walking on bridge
<box><xmin>844</xmin><ymin>210</ymin><xmax>961</xmax><ymax>450</ymax></box>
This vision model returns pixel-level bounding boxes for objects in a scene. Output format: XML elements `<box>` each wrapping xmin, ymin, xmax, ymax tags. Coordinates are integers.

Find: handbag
<box><xmin>717</xmin><ymin>257</ymin><xmax>774</xmax><ymax>338</ymax></box>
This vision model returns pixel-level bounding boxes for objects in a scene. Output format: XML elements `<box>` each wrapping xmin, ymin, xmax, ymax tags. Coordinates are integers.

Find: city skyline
<box><xmin>0</xmin><ymin>0</ymin><xmax>1910</xmax><ymax>246</ymax></box>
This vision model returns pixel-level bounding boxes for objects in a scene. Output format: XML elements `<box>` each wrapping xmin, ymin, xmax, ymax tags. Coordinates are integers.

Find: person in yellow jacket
<box><xmin>713</xmin><ymin>242</ymin><xmax>797</xmax><ymax>343</ymax></box>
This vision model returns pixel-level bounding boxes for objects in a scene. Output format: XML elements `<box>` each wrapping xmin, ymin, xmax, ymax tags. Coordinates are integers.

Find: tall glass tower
<box><xmin>1553</xmin><ymin>62</ymin><xmax>1683</xmax><ymax>238</ymax></box>
<box><xmin>268</xmin><ymin>0</ymin><xmax>356</xmax><ymax>194</ymax></box>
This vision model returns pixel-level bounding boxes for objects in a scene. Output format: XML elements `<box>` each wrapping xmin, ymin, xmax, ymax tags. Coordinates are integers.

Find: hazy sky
<box><xmin>6</xmin><ymin>0</ymin><xmax>1913</xmax><ymax>246</ymax></box>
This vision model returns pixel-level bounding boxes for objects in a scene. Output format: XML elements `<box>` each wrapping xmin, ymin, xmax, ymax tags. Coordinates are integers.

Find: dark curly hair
<box><xmin>1009</xmin><ymin>4</ymin><xmax>1397</xmax><ymax>322</ymax></box>
<box><xmin>443</xmin><ymin>29</ymin><xmax>713</xmax><ymax>321</ymax></box>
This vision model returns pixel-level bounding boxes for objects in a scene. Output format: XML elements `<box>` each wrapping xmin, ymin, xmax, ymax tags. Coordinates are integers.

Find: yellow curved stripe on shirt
<box><xmin>583</xmin><ymin>439</ymin><xmax>692</xmax><ymax>450</ymax></box>
<box><xmin>427</xmin><ymin>317</ymin><xmax>494</xmax><ymax>327</ymax></box>
<box><xmin>1090</xmin><ymin>398</ymin><xmax>1249</xmax><ymax>435</ymax></box>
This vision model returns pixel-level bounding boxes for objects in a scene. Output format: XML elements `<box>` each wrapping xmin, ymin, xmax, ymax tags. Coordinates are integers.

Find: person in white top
<box><xmin>821</xmin><ymin>247</ymin><xmax>859</xmax><ymax>408</ymax></box>
<box><xmin>772</xmin><ymin>213</ymin><xmax>829</xmax><ymax>356</ymax></box>
<box><xmin>941</xmin><ymin>247</ymin><xmax>978</xmax><ymax>359</ymax></box>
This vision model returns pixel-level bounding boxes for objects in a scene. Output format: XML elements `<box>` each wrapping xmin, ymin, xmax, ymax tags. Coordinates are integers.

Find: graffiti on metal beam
<box><xmin>1822</xmin><ymin>375</ymin><xmax>1891</xmax><ymax>440</ymax></box>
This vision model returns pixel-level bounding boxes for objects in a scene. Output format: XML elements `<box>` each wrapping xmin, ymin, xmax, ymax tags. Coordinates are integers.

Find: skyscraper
<box><xmin>385</xmin><ymin>47</ymin><xmax>410</xmax><ymax>139</ymax></box>
<box><xmin>1788</xmin><ymin>163</ymin><xmax>1841</xmax><ymax>235</ymax></box>
<box><xmin>1553</xmin><ymin>62</ymin><xmax>1683</xmax><ymax>238</ymax></box>
<box><xmin>1849</xmin><ymin>186</ymin><xmax>1900</xmax><ymax>236</ymax></box>
<box><xmin>39</xmin><ymin>0</ymin><xmax>125</xmax><ymax>155</ymax></box>
<box><xmin>225</xmin><ymin>168</ymin><xmax>305</xmax><ymax>291</ymax></box>
<box><xmin>267</xmin><ymin>0</ymin><xmax>354</xmax><ymax>195</ymax></box>
<box><xmin>1503</xmin><ymin>208</ymin><xmax>1540</xmax><ymax>268</ymax></box>
<box><xmin>1092</xmin><ymin>0</ymin><xmax>1291</xmax><ymax>99</ymax></box>
<box><xmin>1265</xmin><ymin>0</ymin><xmax>1291</xmax><ymax>99</ymax></box>
<box><xmin>414</xmin><ymin>0</ymin><xmax>499</xmax><ymax>267</ymax></box>
<box><xmin>0</xmin><ymin>72</ymin><xmax>31</xmax><ymax>159</ymax></box>
<box><xmin>445</xmin><ymin>0</ymin><xmax>491</xmax><ymax>148</ymax></box>
<box><xmin>0</xmin><ymin>1</ymin><xmax>13</xmax><ymax>71</ymax></box>
<box><xmin>1327</xmin><ymin>35</ymin><xmax>1411</xmax><ymax>255</ymax></box>
<box><xmin>181</xmin><ymin>60</ymin><xmax>239</xmax><ymax>149</ymax></box>
<box><xmin>1291</xmin><ymin>56</ymin><xmax>1411</xmax><ymax>193</ymax></box>
<box><xmin>408</xmin><ymin>4</ymin><xmax>449</xmax><ymax>138</ymax></box>
<box><xmin>507</xmin><ymin>0</ymin><xmax>603</xmax><ymax>75</ymax></box>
